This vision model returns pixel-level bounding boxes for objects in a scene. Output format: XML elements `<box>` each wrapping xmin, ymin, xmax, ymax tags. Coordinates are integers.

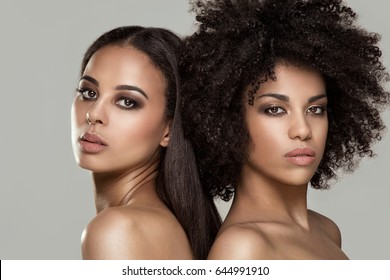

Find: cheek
<box><xmin>321</xmin><ymin>123</ymin><xmax>328</xmax><ymax>144</ymax></box>
<box><xmin>311</xmin><ymin>118</ymin><xmax>328</xmax><ymax>149</ymax></box>
<box><xmin>71</xmin><ymin>100</ymin><xmax>88</xmax><ymax>161</ymax></box>
<box><xmin>110</xmin><ymin>110</ymin><xmax>166</xmax><ymax>148</ymax></box>
<box><xmin>71</xmin><ymin>99</ymin><xmax>88</xmax><ymax>127</ymax></box>
<box><xmin>247</xmin><ymin>117</ymin><xmax>285</xmax><ymax>161</ymax></box>
<box><xmin>319</xmin><ymin>123</ymin><xmax>329</xmax><ymax>154</ymax></box>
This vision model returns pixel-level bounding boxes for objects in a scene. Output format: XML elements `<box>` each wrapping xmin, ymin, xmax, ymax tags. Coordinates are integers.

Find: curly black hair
<box><xmin>180</xmin><ymin>0</ymin><xmax>390</xmax><ymax>201</ymax></box>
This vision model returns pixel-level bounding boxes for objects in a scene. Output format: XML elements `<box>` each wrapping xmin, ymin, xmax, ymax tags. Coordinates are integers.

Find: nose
<box><xmin>86</xmin><ymin>99</ymin><xmax>108</xmax><ymax>126</ymax></box>
<box><xmin>288</xmin><ymin>112</ymin><xmax>312</xmax><ymax>141</ymax></box>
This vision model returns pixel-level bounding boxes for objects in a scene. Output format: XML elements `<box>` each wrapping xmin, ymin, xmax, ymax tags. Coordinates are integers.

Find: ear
<box><xmin>160</xmin><ymin>120</ymin><xmax>172</xmax><ymax>147</ymax></box>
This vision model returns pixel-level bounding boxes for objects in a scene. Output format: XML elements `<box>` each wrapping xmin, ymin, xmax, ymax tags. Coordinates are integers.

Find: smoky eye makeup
<box><xmin>115</xmin><ymin>85</ymin><xmax>148</xmax><ymax>100</ymax></box>
<box><xmin>255</xmin><ymin>99</ymin><xmax>287</xmax><ymax>113</ymax></box>
<box><xmin>75</xmin><ymin>79</ymin><xmax>98</xmax><ymax>101</ymax></box>
<box><xmin>306</xmin><ymin>103</ymin><xmax>328</xmax><ymax>115</ymax></box>
<box><xmin>77</xmin><ymin>88</ymin><xmax>97</xmax><ymax>100</ymax></box>
<box><xmin>76</xmin><ymin>82</ymin><xmax>98</xmax><ymax>101</ymax></box>
<box><xmin>114</xmin><ymin>93</ymin><xmax>144</xmax><ymax>110</ymax></box>
<box><xmin>306</xmin><ymin>95</ymin><xmax>328</xmax><ymax>114</ymax></box>
<box><xmin>257</xmin><ymin>102</ymin><xmax>287</xmax><ymax>116</ymax></box>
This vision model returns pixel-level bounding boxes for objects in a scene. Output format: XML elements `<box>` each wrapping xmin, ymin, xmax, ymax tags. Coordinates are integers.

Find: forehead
<box><xmin>257</xmin><ymin>64</ymin><xmax>326</xmax><ymax>96</ymax></box>
<box><xmin>83</xmin><ymin>45</ymin><xmax>166</xmax><ymax>91</ymax></box>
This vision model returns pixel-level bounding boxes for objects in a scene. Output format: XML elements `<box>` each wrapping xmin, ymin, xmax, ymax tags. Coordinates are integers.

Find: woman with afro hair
<box><xmin>180</xmin><ymin>0</ymin><xmax>390</xmax><ymax>259</ymax></box>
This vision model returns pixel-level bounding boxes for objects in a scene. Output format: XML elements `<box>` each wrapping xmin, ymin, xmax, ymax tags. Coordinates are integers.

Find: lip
<box><xmin>284</xmin><ymin>147</ymin><xmax>316</xmax><ymax>166</ymax></box>
<box><xmin>78</xmin><ymin>132</ymin><xmax>108</xmax><ymax>153</ymax></box>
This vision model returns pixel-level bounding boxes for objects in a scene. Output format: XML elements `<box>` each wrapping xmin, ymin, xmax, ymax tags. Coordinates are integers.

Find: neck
<box><xmin>92</xmin><ymin>151</ymin><xmax>161</xmax><ymax>214</ymax></box>
<box><xmin>232</xmin><ymin>164</ymin><xmax>310</xmax><ymax>229</ymax></box>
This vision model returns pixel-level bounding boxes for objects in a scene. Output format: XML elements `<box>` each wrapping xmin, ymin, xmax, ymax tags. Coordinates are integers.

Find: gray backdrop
<box><xmin>0</xmin><ymin>0</ymin><xmax>389</xmax><ymax>259</ymax></box>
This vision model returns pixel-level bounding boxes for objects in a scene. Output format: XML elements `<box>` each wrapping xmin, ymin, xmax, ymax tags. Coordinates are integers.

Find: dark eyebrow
<box><xmin>257</xmin><ymin>93</ymin><xmax>327</xmax><ymax>103</ymax></box>
<box><xmin>115</xmin><ymin>85</ymin><xmax>148</xmax><ymax>100</ymax></box>
<box><xmin>80</xmin><ymin>75</ymin><xmax>99</xmax><ymax>86</ymax></box>
<box><xmin>80</xmin><ymin>76</ymin><xmax>148</xmax><ymax>100</ymax></box>
<box><xmin>257</xmin><ymin>93</ymin><xmax>289</xmax><ymax>101</ymax></box>
<box><xmin>308</xmin><ymin>94</ymin><xmax>327</xmax><ymax>103</ymax></box>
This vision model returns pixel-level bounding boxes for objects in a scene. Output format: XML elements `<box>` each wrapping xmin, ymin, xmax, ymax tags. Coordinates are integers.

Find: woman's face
<box><xmin>71</xmin><ymin>45</ymin><xmax>170</xmax><ymax>173</ymax></box>
<box><xmin>244</xmin><ymin>63</ymin><xmax>328</xmax><ymax>186</ymax></box>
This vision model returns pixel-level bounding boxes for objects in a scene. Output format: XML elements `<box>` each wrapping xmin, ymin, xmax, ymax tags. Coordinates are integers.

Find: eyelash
<box><xmin>263</xmin><ymin>105</ymin><xmax>327</xmax><ymax>116</ymax></box>
<box><xmin>264</xmin><ymin>106</ymin><xmax>286</xmax><ymax>116</ymax></box>
<box><xmin>115</xmin><ymin>97</ymin><xmax>139</xmax><ymax>110</ymax></box>
<box><xmin>76</xmin><ymin>88</ymin><xmax>139</xmax><ymax>110</ymax></box>
<box><xmin>307</xmin><ymin>105</ymin><xmax>327</xmax><ymax>115</ymax></box>
<box><xmin>76</xmin><ymin>88</ymin><xmax>97</xmax><ymax>100</ymax></box>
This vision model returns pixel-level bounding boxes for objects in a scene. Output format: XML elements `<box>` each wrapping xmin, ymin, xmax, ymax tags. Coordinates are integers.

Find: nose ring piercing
<box><xmin>86</xmin><ymin>112</ymin><xmax>93</xmax><ymax>124</ymax></box>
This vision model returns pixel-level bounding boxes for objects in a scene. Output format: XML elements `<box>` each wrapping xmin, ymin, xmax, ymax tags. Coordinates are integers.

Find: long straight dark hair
<box><xmin>80</xmin><ymin>26</ymin><xmax>221</xmax><ymax>259</ymax></box>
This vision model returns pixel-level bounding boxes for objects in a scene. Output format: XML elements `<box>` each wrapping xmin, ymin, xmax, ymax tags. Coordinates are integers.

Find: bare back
<box><xmin>82</xmin><ymin>203</ymin><xmax>193</xmax><ymax>259</ymax></box>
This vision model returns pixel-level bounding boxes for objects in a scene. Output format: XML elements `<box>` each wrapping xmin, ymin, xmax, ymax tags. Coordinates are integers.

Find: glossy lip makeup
<box><xmin>284</xmin><ymin>147</ymin><xmax>316</xmax><ymax>166</ymax></box>
<box><xmin>79</xmin><ymin>132</ymin><xmax>108</xmax><ymax>153</ymax></box>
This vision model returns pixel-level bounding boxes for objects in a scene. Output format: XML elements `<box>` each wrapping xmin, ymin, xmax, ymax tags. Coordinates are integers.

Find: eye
<box><xmin>307</xmin><ymin>105</ymin><xmax>326</xmax><ymax>115</ymax></box>
<box><xmin>77</xmin><ymin>88</ymin><xmax>97</xmax><ymax>100</ymax></box>
<box><xmin>116</xmin><ymin>97</ymin><xmax>138</xmax><ymax>109</ymax></box>
<box><xmin>264</xmin><ymin>106</ymin><xmax>286</xmax><ymax>115</ymax></box>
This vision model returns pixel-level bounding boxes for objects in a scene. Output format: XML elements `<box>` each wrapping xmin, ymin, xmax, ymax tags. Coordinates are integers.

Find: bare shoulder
<box><xmin>309</xmin><ymin>210</ymin><xmax>342</xmax><ymax>247</ymax></box>
<box><xmin>208</xmin><ymin>224</ymin><xmax>274</xmax><ymax>259</ymax></box>
<box><xmin>81</xmin><ymin>206</ymin><xmax>192</xmax><ymax>259</ymax></box>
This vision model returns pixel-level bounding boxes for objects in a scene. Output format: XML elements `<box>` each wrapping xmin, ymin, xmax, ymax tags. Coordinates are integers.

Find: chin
<box><xmin>78</xmin><ymin>163</ymin><xmax>115</xmax><ymax>174</ymax></box>
<box><xmin>76</xmin><ymin>160</ymin><xmax>95</xmax><ymax>172</ymax></box>
<box><xmin>276</xmin><ymin>171</ymin><xmax>316</xmax><ymax>187</ymax></box>
<box><xmin>76</xmin><ymin>156</ymin><xmax>106</xmax><ymax>172</ymax></box>
<box><xmin>283</xmin><ymin>179</ymin><xmax>311</xmax><ymax>187</ymax></box>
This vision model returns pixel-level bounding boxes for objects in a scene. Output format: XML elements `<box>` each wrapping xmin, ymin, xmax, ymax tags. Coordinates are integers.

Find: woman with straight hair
<box><xmin>71</xmin><ymin>26</ymin><xmax>221</xmax><ymax>259</ymax></box>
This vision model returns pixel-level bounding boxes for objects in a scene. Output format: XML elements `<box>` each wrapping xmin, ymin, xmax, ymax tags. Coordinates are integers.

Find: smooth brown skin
<box><xmin>71</xmin><ymin>46</ymin><xmax>193</xmax><ymax>259</ymax></box>
<box><xmin>208</xmin><ymin>64</ymin><xmax>348</xmax><ymax>260</ymax></box>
